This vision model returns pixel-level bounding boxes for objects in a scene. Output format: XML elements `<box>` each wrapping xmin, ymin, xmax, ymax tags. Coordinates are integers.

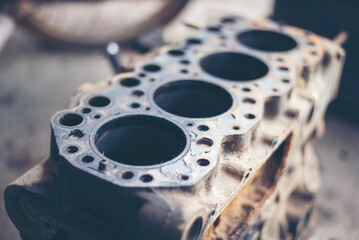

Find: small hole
<box><xmin>121</xmin><ymin>171</ymin><xmax>134</xmax><ymax>179</ymax></box>
<box><xmin>221</xmin><ymin>17</ymin><xmax>236</xmax><ymax>24</ymax></box>
<box><xmin>131</xmin><ymin>90</ymin><xmax>144</xmax><ymax>98</ymax></box>
<box><xmin>145</xmin><ymin>107</ymin><xmax>151</xmax><ymax>111</ymax></box>
<box><xmin>242</xmin><ymin>87</ymin><xmax>251</xmax><ymax>92</ymax></box>
<box><xmin>88</xmin><ymin>96</ymin><xmax>111</xmax><ymax>107</ymax></box>
<box><xmin>69</xmin><ymin>129</ymin><xmax>84</xmax><ymax>139</ymax></box>
<box><xmin>180</xmin><ymin>59</ymin><xmax>190</xmax><ymax>65</ymax></box>
<box><xmin>198</xmin><ymin>125</ymin><xmax>209</xmax><ymax>131</ymax></box>
<box><xmin>197</xmin><ymin>159</ymin><xmax>210</xmax><ymax>166</ymax></box>
<box><xmin>94</xmin><ymin>114</ymin><xmax>101</xmax><ymax>119</ymax></box>
<box><xmin>245</xmin><ymin>113</ymin><xmax>256</xmax><ymax>119</ymax></box>
<box><xmin>120</xmin><ymin>78</ymin><xmax>140</xmax><ymax>87</ymax></box>
<box><xmin>138</xmin><ymin>73</ymin><xmax>146</xmax><ymax>77</ymax></box>
<box><xmin>187</xmin><ymin>123</ymin><xmax>193</xmax><ymax>127</ymax></box>
<box><xmin>311</xmin><ymin>51</ymin><xmax>317</xmax><ymax>56</ymax></box>
<box><xmin>187</xmin><ymin>38</ymin><xmax>202</xmax><ymax>45</ymax></box>
<box><xmin>168</xmin><ymin>49</ymin><xmax>184</xmax><ymax>56</ymax></box>
<box><xmin>140</xmin><ymin>174</ymin><xmax>153</xmax><ymax>183</ymax></box>
<box><xmin>277</xmin><ymin>58</ymin><xmax>284</xmax><ymax>62</ymax></box>
<box><xmin>59</xmin><ymin>113</ymin><xmax>83</xmax><ymax>127</ymax></box>
<box><xmin>282</xmin><ymin>79</ymin><xmax>290</xmax><ymax>83</ymax></box>
<box><xmin>180</xmin><ymin>175</ymin><xmax>189</xmax><ymax>181</ymax></box>
<box><xmin>272</xmin><ymin>88</ymin><xmax>278</xmax><ymax>92</ymax></box>
<box><xmin>82</xmin><ymin>155</ymin><xmax>94</xmax><ymax>163</ymax></box>
<box><xmin>279</xmin><ymin>67</ymin><xmax>289</xmax><ymax>71</ymax></box>
<box><xmin>130</xmin><ymin>103</ymin><xmax>141</xmax><ymax>109</ymax></box>
<box><xmin>207</xmin><ymin>26</ymin><xmax>221</xmax><ymax>32</ymax></box>
<box><xmin>220</xmin><ymin>35</ymin><xmax>227</xmax><ymax>40</ymax></box>
<box><xmin>81</xmin><ymin>108</ymin><xmax>91</xmax><ymax>114</ymax></box>
<box><xmin>233</xmin><ymin>126</ymin><xmax>240</xmax><ymax>130</ymax></box>
<box><xmin>181</xmin><ymin>69</ymin><xmax>188</xmax><ymax>74</ymax></box>
<box><xmin>242</xmin><ymin>98</ymin><xmax>256</xmax><ymax>104</ymax></box>
<box><xmin>150</xmin><ymin>78</ymin><xmax>155</xmax><ymax>82</ymax></box>
<box><xmin>196</xmin><ymin>138</ymin><xmax>213</xmax><ymax>148</ymax></box>
<box><xmin>66</xmin><ymin>146</ymin><xmax>78</xmax><ymax>154</ymax></box>
<box><xmin>143</xmin><ymin>64</ymin><xmax>161</xmax><ymax>72</ymax></box>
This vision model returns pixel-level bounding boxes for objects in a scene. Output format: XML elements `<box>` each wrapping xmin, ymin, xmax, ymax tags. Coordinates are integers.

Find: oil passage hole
<box><xmin>200</xmin><ymin>52</ymin><xmax>268</xmax><ymax>81</ymax></box>
<box><xmin>95</xmin><ymin>115</ymin><xmax>187</xmax><ymax>166</ymax></box>
<box><xmin>88</xmin><ymin>96</ymin><xmax>111</xmax><ymax>107</ymax></box>
<box><xmin>154</xmin><ymin>80</ymin><xmax>232</xmax><ymax>118</ymax></box>
<box><xmin>59</xmin><ymin>113</ymin><xmax>83</xmax><ymax>127</ymax></box>
<box><xmin>237</xmin><ymin>30</ymin><xmax>297</xmax><ymax>52</ymax></box>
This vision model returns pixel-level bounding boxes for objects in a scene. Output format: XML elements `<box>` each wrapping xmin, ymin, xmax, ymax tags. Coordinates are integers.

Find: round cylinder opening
<box><xmin>94</xmin><ymin>115</ymin><xmax>187</xmax><ymax>166</ymax></box>
<box><xmin>154</xmin><ymin>80</ymin><xmax>233</xmax><ymax>118</ymax></box>
<box><xmin>200</xmin><ymin>52</ymin><xmax>268</xmax><ymax>81</ymax></box>
<box><xmin>237</xmin><ymin>30</ymin><xmax>297</xmax><ymax>52</ymax></box>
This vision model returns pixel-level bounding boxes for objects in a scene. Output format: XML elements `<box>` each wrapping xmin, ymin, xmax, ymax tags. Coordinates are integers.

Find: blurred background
<box><xmin>0</xmin><ymin>0</ymin><xmax>358</xmax><ymax>239</ymax></box>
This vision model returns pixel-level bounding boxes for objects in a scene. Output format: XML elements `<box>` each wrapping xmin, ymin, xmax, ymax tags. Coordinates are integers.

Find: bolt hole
<box><xmin>69</xmin><ymin>129</ymin><xmax>84</xmax><ymax>139</ymax></box>
<box><xmin>59</xmin><ymin>113</ymin><xmax>83</xmax><ymax>127</ymax></box>
<box><xmin>140</xmin><ymin>174</ymin><xmax>153</xmax><ymax>183</ymax></box>
<box><xmin>82</xmin><ymin>155</ymin><xmax>94</xmax><ymax>163</ymax></box>
<box><xmin>180</xmin><ymin>59</ymin><xmax>190</xmax><ymax>65</ymax></box>
<box><xmin>197</xmin><ymin>159</ymin><xmax>210</xmax><ymax>166</ymax></box>
<box><xmin>233</xmin><ymin>126</ymin><xmax>240</xmax><ymax>130</ymax></box>
<box><xmin>221</xmin><ymin>17</ymin><xmax>236</xmax><ymax>24</ymax></box>
<box><xmin>94</xmin><ymin>114</ymin><xmax>101</xmax><ymax>119</ymax></box>
<box><xmin>196</xmin><ymin>138</ymin><xmax>213</xmax><ymax>148</ymax></box>
<box><xmin>279</xmin><ymin>67</ymin><xmax>289</xmax><ymax>71</ymax></box>
<box><xmin>88</xmin><ymin>96</ymin><xmax>111</xmax><ymax>107</ymax></box>
<box><xmin>143</xmin><ymin>64</ymin><xmax>161</xmax><ymax>72</ymax></box>
<box><xmin>245</xmin><ymin>113</ymin><xmax>256</xmax><ymax>119</ymax></box>
<box><xmin>187</xmin><ymin>38</ymin><xmax>202</xmax><ymax>45</ymax></box>
<box><xmin>181</xmin><ymin>69</ymin><xmax>188</xmax><ymax>74</ymax></box>
<box><xmin>121</xmin><ymin>171</ymin><xmax>134</xmax><ymax>180</ymax></box>
<box><xmin>66</xmin><ymin>146</ymin><xmax>78</xmax><ymax>154</ymax></box>
<box><xmin>131</xmin><ymin>90</ymin><xmax>144</xmax><ymax>98</ymax></box>
<box><xmin>242</xmin><ymin>98</ymin><xmax>256</xmax><ymax>104</ymax></box>
<box><xmin>168</xmin><ymin>49</ymin><xmax>185</xmax><ymax>56</ymax></box>
<box><xmin>130</xmin><ymin>103</ymin><xmax>141</xmax><ymax>109</ymax></box>
<box><xmin>198</xmin><ymin>125</ymin><xmax>209</xmax><ymax>131</ymax></box>
<box><xmin>242</xmin><ymin>87</ymin><xmax>251</xmax><ymax>92</ymax></box>
<box><xmin>282</xmin><ymin>79</ymin><xmax>290</xmax><ymax>83</ymax></box>
<box><xmin>180</xmin><ymin>175</ymin><xmax>190</xmax><ymax>181</ymax></box>
<box><xmin>207</xmin><ymin>26</ymin><xmax>221</xmax><ymax>32</ymax></box>
<box><xmin>81</xmin><ymin>108</ymin><xmax>92</xmax><ymax>114</ymax></box>
<box><xmin>120</xmin><ymin>77</ymin><xmax>140</xmax><ymax>87</ymax></box>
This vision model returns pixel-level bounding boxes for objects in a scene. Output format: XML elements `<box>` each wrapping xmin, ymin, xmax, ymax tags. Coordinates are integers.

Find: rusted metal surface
<box><xmin>4</xmin><ymin>16</ymin><xmax>344</xmax><ymax>240</ymax></box>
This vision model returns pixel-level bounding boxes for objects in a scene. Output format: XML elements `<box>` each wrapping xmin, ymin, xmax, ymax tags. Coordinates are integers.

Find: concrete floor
<box><xmin>0</xmin><ymin>1</ymin><xmax>359</xmax><ymax>239</ymax></box>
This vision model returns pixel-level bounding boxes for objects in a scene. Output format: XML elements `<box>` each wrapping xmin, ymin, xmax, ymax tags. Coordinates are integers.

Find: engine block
<box><xmin>5</xmin><ymin>16</ymin><xmax>344</xmax><ymax>240</ymax></box>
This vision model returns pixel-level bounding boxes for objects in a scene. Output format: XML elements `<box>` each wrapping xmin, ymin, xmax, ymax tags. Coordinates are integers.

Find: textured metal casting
<box><xmin>4</xmin><ymin>16</ymin><xmax>345</xmax><ymax>240</ymax></box>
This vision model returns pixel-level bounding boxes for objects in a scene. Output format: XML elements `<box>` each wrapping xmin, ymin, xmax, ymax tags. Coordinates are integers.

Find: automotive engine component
<box><xmin>4</xmin><ymin>16</ymin><xmax>344</xmax><ymax>240</ymax></box>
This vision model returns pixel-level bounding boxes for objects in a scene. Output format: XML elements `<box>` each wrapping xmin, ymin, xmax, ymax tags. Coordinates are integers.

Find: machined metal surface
<box><xmin>5</xmin><ymin>16</ymin><xmax>344</xmax><ymax>240</ymax></box>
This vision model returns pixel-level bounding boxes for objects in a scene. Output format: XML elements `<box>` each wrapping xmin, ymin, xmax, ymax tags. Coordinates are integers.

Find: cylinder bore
<box><xmin>94</xmin><ymin>115</ymin><xmax>187</xmax><ymax>166</ymax></box>
<box><xmin>237</xmin><ymin>30</ymin><xmax>297</xmax><ymax>52</ymax></box>
<box><xmin>154</xmin><ymin>80</ymin><xmax>233</xmax><ymax>118</ymax></box>
<box><xmin>200</xmin><ymin>52</ymin><xmax>268</xmax><ymax>81</ymax></box>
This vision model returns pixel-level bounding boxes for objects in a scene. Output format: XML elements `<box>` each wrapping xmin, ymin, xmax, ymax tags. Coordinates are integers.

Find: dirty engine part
<box><xmin>5</xmin><ymin>16</ymin><xmax>344</xmax><ymax>240</ymax></box>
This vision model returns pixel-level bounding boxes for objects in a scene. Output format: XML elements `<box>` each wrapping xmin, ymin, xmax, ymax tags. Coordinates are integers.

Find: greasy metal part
<box><xmin>4</xmin><ymin>16</ymin><xmax>344</xmax><ymax>240</ymax></box>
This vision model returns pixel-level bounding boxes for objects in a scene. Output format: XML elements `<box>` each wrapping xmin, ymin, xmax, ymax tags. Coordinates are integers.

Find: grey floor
<box><xmin>1</xmin><ymin>3</ymin><xmax>359</xmax><ymax>239</ymax></box>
